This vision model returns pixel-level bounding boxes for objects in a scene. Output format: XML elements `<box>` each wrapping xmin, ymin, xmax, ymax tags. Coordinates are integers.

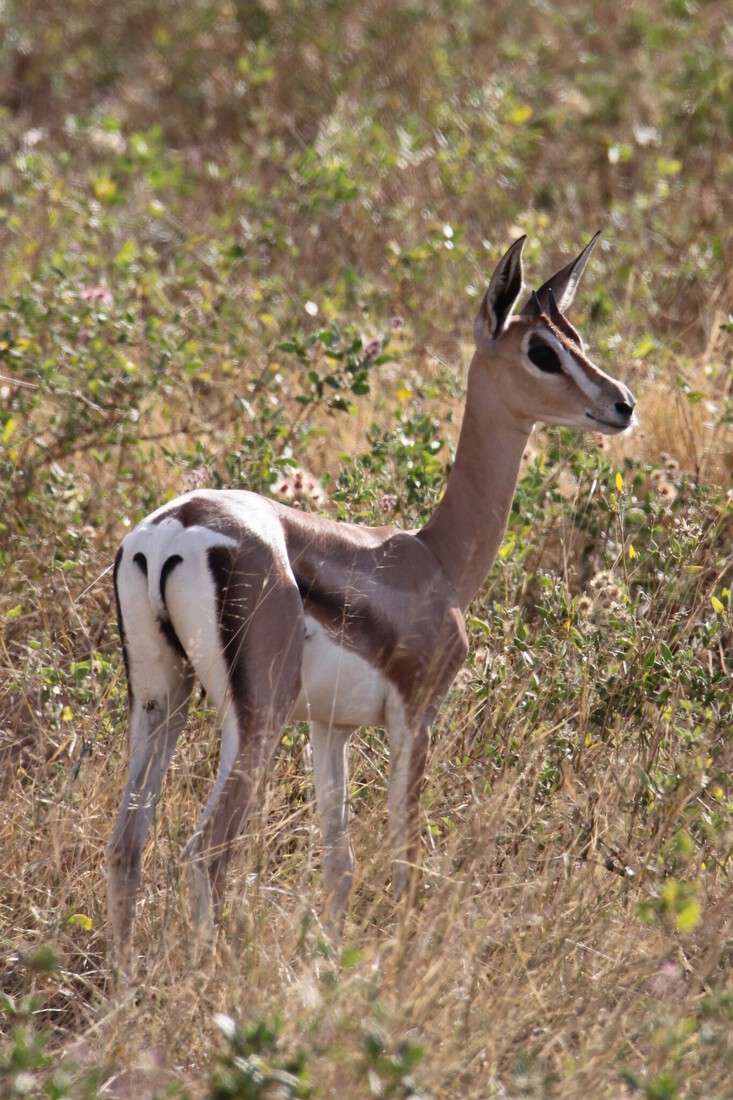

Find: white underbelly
<box><xmin>290</xmin><ymin>615</ymin><xmax>388</xmax><ymax>728</ymax></box>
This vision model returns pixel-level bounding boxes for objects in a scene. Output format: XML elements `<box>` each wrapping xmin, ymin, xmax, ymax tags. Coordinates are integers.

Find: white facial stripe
<box><xmin>522</xmin><ymin>329</ymin><xmax>606</xmax><ymax>402</ymax></box>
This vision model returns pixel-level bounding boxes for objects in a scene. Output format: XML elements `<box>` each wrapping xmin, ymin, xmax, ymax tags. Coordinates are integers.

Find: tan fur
<box><xmin>107</xmin><ymin>237</ymin><xmax>635</xmax><ymax>972</ymax></box>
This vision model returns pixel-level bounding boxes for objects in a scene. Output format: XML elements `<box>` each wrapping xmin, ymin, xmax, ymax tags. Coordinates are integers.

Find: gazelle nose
<box><xmin>615</xmin><ymin>399</ymin><xmax>635</xmax><ymax>418</ymax></box>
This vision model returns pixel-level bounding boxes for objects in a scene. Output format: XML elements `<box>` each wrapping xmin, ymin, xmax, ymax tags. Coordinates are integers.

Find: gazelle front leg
<box><xmin>310</xmin><ymin>721</ymin><xmax>354</xmax><ymax>944</ymax></box>
<box><xmin>387</xmin><ymin>707</ymin><xmax>431</xmax><ymax>905</ymax></box>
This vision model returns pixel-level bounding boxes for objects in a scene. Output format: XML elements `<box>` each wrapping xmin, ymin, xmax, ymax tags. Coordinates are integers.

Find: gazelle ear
<box><xmin>474</xmin><ymin>235</ymin><xmax>526</xmax><ymax>352</ymax></box>
<box><xmin>520</xmin><ymin>231</ymin><xmax>600</xmax><ymax>317</ymax></box>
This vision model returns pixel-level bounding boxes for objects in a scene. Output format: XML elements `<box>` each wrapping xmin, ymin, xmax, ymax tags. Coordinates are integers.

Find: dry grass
<box><xmin>5</xmin><ymin>689</ymin><xmax>733</xmax><ymax>1097</ymax></box>
<box><xmin>1</xmin><ymin>0</ymin><xmax>733</xmax><ymax>1096</ymax></box>
<box><xmin>4</xmin><ymin>520</ymin><xmax>733</xmax><ymax>1097</ymax></box>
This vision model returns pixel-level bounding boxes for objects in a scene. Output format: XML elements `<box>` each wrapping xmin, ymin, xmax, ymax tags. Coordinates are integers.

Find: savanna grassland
<box><xmin>1</xmin><ymin>1</ymin><xmax>732</xmax><ymax>1097</ymax></box>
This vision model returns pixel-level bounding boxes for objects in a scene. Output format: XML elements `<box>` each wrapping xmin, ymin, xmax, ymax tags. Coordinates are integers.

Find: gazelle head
<box><xmin>473</xmin><ymin>234</ymin><xmax>636</xmax><ymax>435</ymax></box>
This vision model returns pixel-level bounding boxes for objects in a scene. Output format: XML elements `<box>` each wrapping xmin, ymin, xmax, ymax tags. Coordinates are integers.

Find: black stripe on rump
<box><xmin>160</xmin><ymin>554</ymin><xmax>183</xmax><ymax>606</ymax></box>
<box><xmin>157</xmin><ymin>553</ymin><xmax>188</xmax><ymax>661</ymax></box>
<box><xmin>113</xmin><ymin>546</ymin><xmax>132</xmax><ymax>706</ymax></box>
<box><xmin>158</xmin><ymin>619</ymin><xmax>188</xmax><ymax>662</ymax></box>
<box><xmin>207</xmin><ymin>544</ymin><xmax>249</xmax><ymax>724</ymax></box>
<box><xmin>133</xmin><ymin>551</ymin><xmax>148</xmax><ymax>578</ymax></box>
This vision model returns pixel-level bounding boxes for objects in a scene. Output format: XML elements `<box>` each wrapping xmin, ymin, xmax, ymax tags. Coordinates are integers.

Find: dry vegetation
<box><xmin>1</xmin><ymin>1</ymin><xmax>732</xmax><ymax>1097</ymax></box>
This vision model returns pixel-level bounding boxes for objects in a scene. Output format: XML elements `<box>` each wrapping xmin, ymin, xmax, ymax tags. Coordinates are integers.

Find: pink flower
<box><xmin>81</xmin><ymin>285</ymin><xmax>113</xmax><ymax>306</ymax></box>
<box><xmin>649</xmin><ymin>960</ymin><xmax>685</xmax><ymax>999</ymax></box>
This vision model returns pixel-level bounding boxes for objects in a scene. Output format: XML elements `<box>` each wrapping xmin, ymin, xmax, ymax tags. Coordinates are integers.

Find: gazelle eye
<box><xmin>527</xmin><ymin>338</ymin><xmax>563</xmax><ymax>374</ymax></box>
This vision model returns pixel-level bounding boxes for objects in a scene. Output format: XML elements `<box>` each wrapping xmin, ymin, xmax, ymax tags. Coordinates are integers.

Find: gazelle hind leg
<box><xmin>387</xmin><ymin>707</ymin><xmax>431</xmax><ymax>905</ymax></box>
<box><xmin>180</xmin><ymin>705</ymin><xmax>256</xmax><ymax>933</ymax></box>
<box><xmin>310</xmin><ymin>721</ymin><xmax>354</xmax><ymax>944</ymax></box>
<box><xmin>107</xmin><ymin>641</ymin><xmax>193</xmax><ymax>973</ymax></box>
<box><xmin>167</xmin><ymin>549</ymin><xmax>305</xmax><ymax>933</ymax></box>
<box><xmin>182</xmin><ymin>707</ymin><xmax>287</xmax><ymax>932</ymax></box>
<box><xmin>183</xmin><ymin>690</ymin><xmax>303</xmax><ymax>933</ymax></box>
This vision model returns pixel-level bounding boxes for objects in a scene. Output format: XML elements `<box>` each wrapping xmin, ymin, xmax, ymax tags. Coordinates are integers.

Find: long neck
<box><xmin>417</xmin><ymin>357</ymin><xmax>532</xmax><ymax>611</ymax></box>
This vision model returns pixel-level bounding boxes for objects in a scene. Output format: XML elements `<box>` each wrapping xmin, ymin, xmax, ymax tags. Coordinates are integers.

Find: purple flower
<box><xmin>363</xmin><ymin>337</ymin><xmax>381</xmax><ymax>360</ymax></box>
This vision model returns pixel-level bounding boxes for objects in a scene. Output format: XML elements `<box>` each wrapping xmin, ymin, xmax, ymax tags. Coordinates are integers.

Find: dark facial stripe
<box><xmin>540</xmin><ymin>316</ymin><xmax>604</xmax><ymax>392</ymax></box>
<box><xmin>548</xmin><ymin>311</ymin><xmax>583</xmax><ymax>348</ymax></box>
<box><xmin>527</xmin><ymin>335</ymin><xmax>563</xmax><ymax>374</ymax></box>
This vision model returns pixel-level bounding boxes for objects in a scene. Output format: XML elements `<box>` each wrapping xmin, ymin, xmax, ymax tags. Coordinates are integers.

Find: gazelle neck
<box><xmin>417</xmin><ymin>353</ymin><xmax>533</xmax><ymax>612</ymax></box>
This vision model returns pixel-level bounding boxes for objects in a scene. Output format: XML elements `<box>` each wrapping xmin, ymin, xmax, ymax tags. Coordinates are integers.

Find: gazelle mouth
<box><xmin>586</xmin><ymin>412</ymin><xmax>634</xmax><ymax>433</ymax></box>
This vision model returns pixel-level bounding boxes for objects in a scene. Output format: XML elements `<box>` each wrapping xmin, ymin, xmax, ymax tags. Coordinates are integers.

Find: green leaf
<box><xmin>657</xmin><ymin>157</ymin><xmax>683</xmax><ymax>176</ymax></box>
<box><xmin>68</xmin><ymin>913</ymin><xmax>94</xmax><ymax>931</ymax></box>
<box><xmin>632</xmin><ymin>334</ymin><xmax>655</xmax><ymax>359</ymax></box>
<box><xmin>115</xmin><ymin>239</ymin><xmax>138</xmax><ymax>266</ymax></box>
<box><xmin>340</xmin><ymin>944</ymin><xmax>363</xmax><ymax>968</ymax></box>
<box><xmin>498</xmin><ymin>534</ymin><xmax>516</xmax><ymax>560</ymax></box>
<box><xmin>508</xmin><ymin>104</ymin><xmax>533</xmax><ymax>125</ymax></box>
<box><xmin>28</xmin><ymin>945</ymin><xmax>61</xmax><ymax>973</ymax></box>
<box><xmin>676</xmin><ymin>899</ymin><xmax>701</xmax><ymax>931</ymax></box>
